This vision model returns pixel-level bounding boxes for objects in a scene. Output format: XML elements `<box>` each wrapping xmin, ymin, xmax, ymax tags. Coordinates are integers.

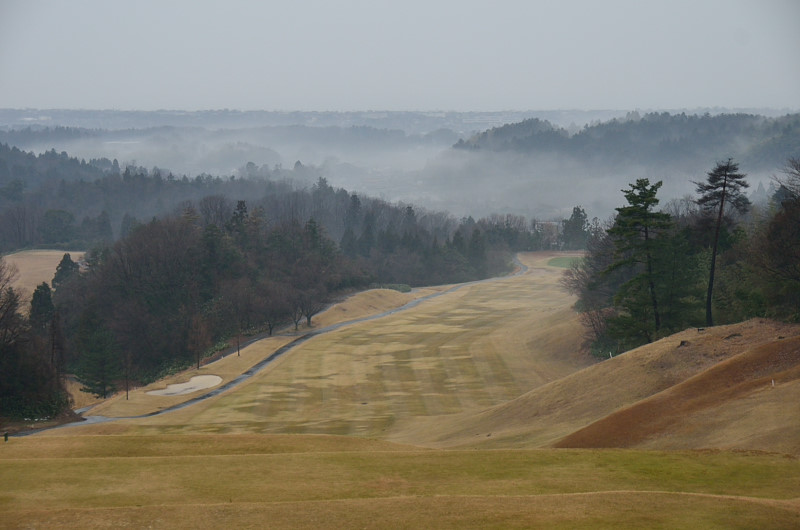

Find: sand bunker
<box><xmin>146</xmin><ymin>375</ymin><xmax>222</xmax><ymax>396</ymax></box>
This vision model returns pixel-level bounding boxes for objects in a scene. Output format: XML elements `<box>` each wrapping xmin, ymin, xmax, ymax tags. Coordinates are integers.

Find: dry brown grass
<box><xmin>6</xmin><ymin>493</ymin><xmax>800</xmax><ymax>529</ymax></box>
<box><xmin>4</xmin><ymin>249</ymin><xmax>84</xmax><ymax>301</ymax></box>
<box><xmin>556</xmin><ymin>330</ymin><xmax>800</xmax><ymax>454</ymax></box>
<box><xmin>398</xmin><ymin>319</ymin><xmax>800</xmax><ymax>454</ymax></box>
<box><xmin>67</xmin><ymin>252</ymin><xmax>591</xmax><ymax>437</ymax></box>
<box><xmin>33</xmin><ymin>251</ymin><xmax>800</xmax><ymax>459</ymax></box>
<box><xmin>81</xmin><ymin>287</ymin><xmax>444</xmax><ymax>419</ymax></box>
<box><xmin>9</xmin><ymin>251</ymin><xmax>800</xmax><ymax>527</ymax></box>
<box><xmin>3</xmin><ymin>435</ymin><xmax>799</xmax><ymax>529</ymax></box>
<box><xmin>63</xmin><ymin>377</ymin><xmax>102</xmax><ymax>411</ymax></box>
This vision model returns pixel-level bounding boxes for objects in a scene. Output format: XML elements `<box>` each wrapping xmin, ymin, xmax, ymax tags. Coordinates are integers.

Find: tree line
<box><xmin>456</xmin><ymin>112</ymin><xmax>800</xmax><ymax>173</ymax></box>
<box><xmin>563</xmin><ymin>158</ymin><xmax>800</xmax><ymax>356</ymax></box>
<box><xmin>0</xmin><ymin>144</ymin><xmax>592</xmax><ymax>255</ymax></box>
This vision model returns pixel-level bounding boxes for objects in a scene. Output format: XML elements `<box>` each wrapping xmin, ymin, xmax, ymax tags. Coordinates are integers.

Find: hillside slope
<box><xmin>390</xmin><ymin>319</ymin><xmax>799</xmax><ymax>454</ymax></box>
<box><xmin>555</xmin><ymin>327</ymin><xmax>800</xmax><ymax>454</ymax></box>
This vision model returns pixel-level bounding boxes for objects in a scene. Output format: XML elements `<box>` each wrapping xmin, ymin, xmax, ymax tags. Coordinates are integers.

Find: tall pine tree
<box><xmin>606</xmin><ymin>179</ymin><xmax>672</xmax><ymax>343</ymax></box>
<box><xmin>695</xmin><ymin>159</ymin><xmax>749</xmax><ymax>326</ymax></box>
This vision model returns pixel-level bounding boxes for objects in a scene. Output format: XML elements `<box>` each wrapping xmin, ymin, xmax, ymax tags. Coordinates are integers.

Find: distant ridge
<box><xmin>455</xmin><ymin>112</ymin><xmax>800</xmax><ymax>172</ymax></box>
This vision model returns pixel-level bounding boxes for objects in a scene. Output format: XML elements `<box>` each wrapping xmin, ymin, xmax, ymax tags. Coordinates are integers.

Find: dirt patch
<box><xmin>146</xmin><ymin>375</ymin><xmax>223</xmax><ymax>396</ymax></box>
<box><xmin>554</xmin><ymin>322</ymin><xmax>800</xmax><ymax>453</ymax></box>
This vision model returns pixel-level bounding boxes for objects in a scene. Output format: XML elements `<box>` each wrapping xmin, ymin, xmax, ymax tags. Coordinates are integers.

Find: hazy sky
<box><xmin>1</xmin><ymin>0</ymin><xmax>798</xmax><ymax>111</ymax></box>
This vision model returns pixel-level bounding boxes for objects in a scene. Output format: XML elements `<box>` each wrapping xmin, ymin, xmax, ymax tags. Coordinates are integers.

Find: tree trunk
<box><xmin>706</xmin><ymin>183</ymin><xmax>728</xmax><ymax>327</ymax></box>
<box><xmin>643</xmin><ymin>226</ymin><xmax>661</xmax><ymax>332</ymax></box>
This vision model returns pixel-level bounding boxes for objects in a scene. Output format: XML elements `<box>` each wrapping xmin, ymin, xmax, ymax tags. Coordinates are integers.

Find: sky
<box><xmin>1</xmin><ymin>0</ymin><xmax>798</xmax><ymax>112</ymax></box>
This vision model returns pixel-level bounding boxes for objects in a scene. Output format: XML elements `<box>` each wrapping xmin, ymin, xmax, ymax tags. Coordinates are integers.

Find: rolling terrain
<box><xmin>390</xmin><ymin>319</ymin><xmax>799</xmax><ymax>454</ymax></box>
<box><xmin>2</xmin><ymin>251</ymin><xmax>798</xmax><ymax>528</ymax></box>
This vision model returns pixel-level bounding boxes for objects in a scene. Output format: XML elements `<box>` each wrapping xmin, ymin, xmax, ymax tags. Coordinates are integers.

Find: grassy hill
<box><xmin>555</xmin><ymin>322</ymin><xmax>800</xmax><ymax>454</ymax></box>
<box><xmin>391</xmin><ymin>319</ymin><xmax>800</xmax><ymax>455</ymax></box>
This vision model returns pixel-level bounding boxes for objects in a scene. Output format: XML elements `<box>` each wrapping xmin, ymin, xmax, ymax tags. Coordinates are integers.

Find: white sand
<box><xmin>146</xmin><ymin>375</ymin><xmax>223</xmax><ymax>396</ymax></box>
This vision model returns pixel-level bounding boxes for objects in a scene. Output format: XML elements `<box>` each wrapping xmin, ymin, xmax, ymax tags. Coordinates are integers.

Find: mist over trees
<box><xmin>437</xmin><ymin>112</ymin><xmax>800</xmax><ymax>218</ymax></box>
<box><xmin>455</xmin><ymin>112</ymin><xmax>800</xmax><ymax>171</ymax></box>
<box><xmin>2</xmin><ymin>110</ymin><xmax>798</xmax><ymax>220</ymax></box>
<box><xmin>1</xmin><ymin>141</ymin><xmax>576</xmax><ymax>417</ymax></box>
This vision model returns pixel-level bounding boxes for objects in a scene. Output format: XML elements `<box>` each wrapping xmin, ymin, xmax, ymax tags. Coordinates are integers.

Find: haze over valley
<box><xmin>2</xmin><ymin>108</ymin><xmax>797</xmax><ymax>220</ymax></box>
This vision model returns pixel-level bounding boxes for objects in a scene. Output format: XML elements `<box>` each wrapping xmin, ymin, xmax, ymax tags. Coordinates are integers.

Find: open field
<box><xmin>2</xmin><ymin>434</ymin><xmax>799</xmax><ymax>528</ymax></box>
<box><xmin>7</xmin><ymin>251</ymin><xmax>800</xmax><ymax>527</ymax></box>
<box><xmin>4</xmin><ymin>249</ymin><xmax>84</xmax><ymax>300</ymax></box>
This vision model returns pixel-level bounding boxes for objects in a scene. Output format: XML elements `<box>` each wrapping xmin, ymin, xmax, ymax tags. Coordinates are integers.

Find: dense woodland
<box><xmin>563</xmin><ymin>158</ymin><xmax>800</xmax><ymax>356</ymax></box>
<box><xmin>0</xmin><ymin>144</ymin><xmax>571</xmax><ymax>419</ymax></box>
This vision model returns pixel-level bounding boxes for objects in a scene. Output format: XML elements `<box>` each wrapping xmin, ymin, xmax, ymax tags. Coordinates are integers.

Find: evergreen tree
<box><xmin>39</xmin><ymin>209</ymin><xmax>76</xmax><ymax>244</ymax></box>
<box><xmin>358</xmin><ymin>211</ymin><xmax>375</xmax><ymax>257</ymax></box>
<box><xmin>695</xmin><ymin>159</ymin><xmax>749</xmax><ymax>326</ymax></box>
<box><xmin>29</xmin><ymin>282</ymin><xmax>54</xmax><ymax>335</ymax></box>
<box><xmin>345</xmin><ymin>193</ymin><xmax>362</xmax><ymax>231</ymax></box>
<box><xmin>76</xmin><ymin>314</ymin><xmax>121</xmax><ymax>399</ymax></box>
<box><xmin>606</xmin><ymin>179</ymin><xmax>672</xmax><ymax>341</ymax></box>
<box><xmin>561</xmin><ymin>206</ymin><xmax>590</xmax><ymax>250</ymax></box>
<box><xmin>468</xmin><ymin>228</ymin><xmax>487</xmax><ymax>277</ymax></box>
<box><xmin>649</xmin><ymin>228</ymin><xmax>704</xmax><ymax>332</ymax></box>
<box><xmin>340</xmin><ymin>227</ymin><xmax>358</xmax><ymax>257</ymax></box>
<box><xmin>119</xmin><ymin>213</ymin><xmax>139</xmax><ymax>239</ymax></box>
<box><xmin>52</xmin><ymin>253</ymin><xmax>79</xmax><ymax>290</ymax></box>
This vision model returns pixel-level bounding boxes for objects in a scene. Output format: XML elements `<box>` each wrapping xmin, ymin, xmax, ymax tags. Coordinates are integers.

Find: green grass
<box><xmin>547</xmin><ymin>256</ymin><xmax>583</xmax><ymax>268</ymax></box>
<box><xmin>2</xmin><ymin>435</ymin><xmax>799</xmax><ymax>528</ymax></box>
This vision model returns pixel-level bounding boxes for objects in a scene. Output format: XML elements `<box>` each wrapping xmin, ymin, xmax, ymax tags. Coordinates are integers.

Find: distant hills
<box><xmin>3</xmin><ymin>107</ymin><xmax>794</xmax><ymax>136</ymax></box>
<box><xmin>417</xmin><ymin>111</ymin><xmax>800</xmax><ymax>218</ymax></box>
<box><xmin>454</xmin><ymin>112</ymin><xmax>800</xmax><ymax>173</ymax></box>
<box><xmin>1</xmin><ymin>109</ymin><xmax>798</xmax><ymax>219</ymax></box>
<box><xmin>0</xmin><ymin>109</ymin><xmax>624</xmax><ymax>136</ymax></box>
